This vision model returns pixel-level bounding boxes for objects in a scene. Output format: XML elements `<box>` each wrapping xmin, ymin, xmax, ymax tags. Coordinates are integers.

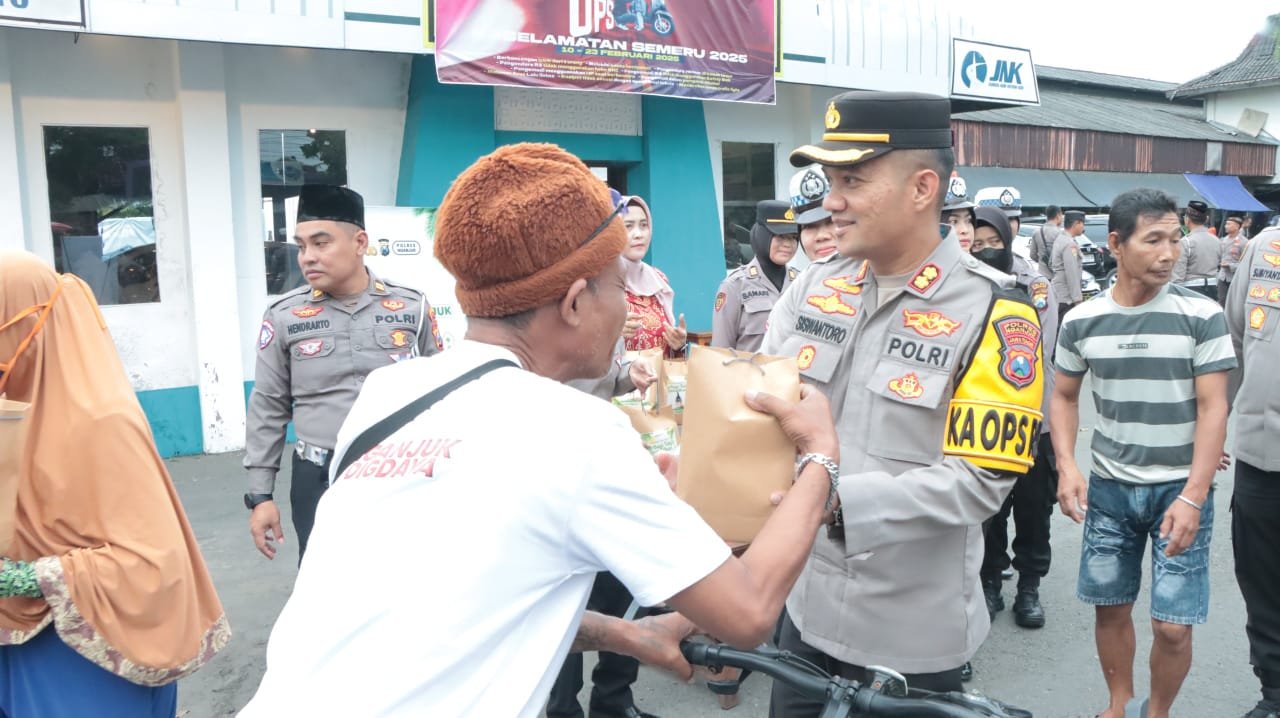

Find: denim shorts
<box><xmin>1076</xmin><ymin>476</ymin><xmax>1213</xmax><ymax>625</ymax></box>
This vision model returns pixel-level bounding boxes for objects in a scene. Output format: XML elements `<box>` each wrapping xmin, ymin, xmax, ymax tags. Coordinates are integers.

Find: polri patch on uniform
<box><xmin>901</xmin><ymin>308</ymin><xmax>962</xmax><ymax>337</ymax></box>
<box><xmin>908</xmin><ymin>264</ymin><xmax>942</xmax><ymax>294</ymax></box>
<box><xmin>1250</xmin><ymin>306</ymin><xmax>1267</xmax><ymax>330</ymax></box>
<box><xmin>382</xmin><ymin>299</ymin><xmax>406</xmax><ymax>311</ymax></box>
<box><xmin>292</xmin><ymin>305</ymin><xmax>324</xmax><ymax>319</ymax></box>
<box><xmin>994</xmin><ymin>316</ymin><xmax>1041</xmax><ymax>390</ymax></box>
<box><xmin>805</xmin><ymin>292</ymin><xmax>857</xmax><ymax>316</ymax></box>
<box><xmin>1263</xmin><ymin>254</ymin><xmax>1280</xmax><ymax>268</ymax></box>
<box><xmin>258</xmin><ymin>320</ymin><xmax>275</xmax><ymax>350</ymax></box>
<box><xmin>797</xmin><ymin>345</ymin><xmax>817</xmax><ymax>370</ymax></box>
<box><xmin>822</xmin><ymin>276</ymin><xmax>863</xmax><ymax>295</ymax></box>
<box><xmin>1030</xmin><ymin>279</ymin><xmax>1050</xmax><ymax>310</ymax></box>
<box><xmin>297</xmin><ymin>338</ymin><xmax>324</xmax><ymax>356</ymax></box>
<box><xmin>1250</xmin><ymin>285</ymin><xmax>1266</xmax><ymax>299</ymax></box>
<box><xmin>714</xmin><ymin>292</ymin><xmax>727</xmax><ymax>312</ymax></box>
<box><xmin>888</xmin><ymin>371</ymin><xmax>924</xmax><ymax>400</ymax></box>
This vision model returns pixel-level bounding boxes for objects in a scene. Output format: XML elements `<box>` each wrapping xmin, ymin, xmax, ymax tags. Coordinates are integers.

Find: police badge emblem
<box><xmin>993</xmin><ymin>316</ymin><xmax>1040</xmax><ymax>389</ymax></box>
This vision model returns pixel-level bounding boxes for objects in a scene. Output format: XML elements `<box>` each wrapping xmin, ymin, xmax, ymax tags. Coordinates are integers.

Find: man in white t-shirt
<box><xmin>239</xmin><ymin>143</ymin><xmax>840</xmax><ymax>718</ymax></box>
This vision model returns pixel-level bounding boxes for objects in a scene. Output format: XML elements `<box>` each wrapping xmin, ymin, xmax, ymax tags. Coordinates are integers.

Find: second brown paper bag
<box><xmin>677</xmin><ymin>346</ymin><xmax>800</xmax><ymax>544</ymax></box>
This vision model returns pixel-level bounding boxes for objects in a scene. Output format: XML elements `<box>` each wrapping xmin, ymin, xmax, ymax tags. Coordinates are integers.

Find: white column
<box><xmin>0</xmin><ymin>30</ymin><xmax>29</xmax><ymax>253</ymax></box>
<box><xmin>174</xmin><ymin>41</ymin><xmax>247</xmax><ymax>453</ymax></box>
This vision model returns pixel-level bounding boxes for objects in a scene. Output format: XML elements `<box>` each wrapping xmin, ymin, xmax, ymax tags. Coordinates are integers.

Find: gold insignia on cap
<box><xmin>824</xmin><ymin>102</ymin><xmax>841</xmax><ymax>130</ymax></box>
<box><xmin>783</xmin><ymin>208</ymin><xmax>795</xmax><ymax>221</ymax></box>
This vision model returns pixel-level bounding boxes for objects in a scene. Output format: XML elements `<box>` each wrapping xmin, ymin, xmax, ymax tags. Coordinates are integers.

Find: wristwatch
<box><xmin>243</xmin><ymin>493</ymin><xmax>274</xmax><ymax>510</ymax></box>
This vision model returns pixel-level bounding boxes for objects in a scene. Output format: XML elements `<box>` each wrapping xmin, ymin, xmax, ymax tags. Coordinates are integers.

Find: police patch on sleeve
<box><xmin>258</xmin><ymin>320</ymin><xmax>275</xmax><ymax>350</ymax></box>
<box><xmin>1029</xmin><ymin>278</ymin><xmax>1049</xmax><ymax>311</ymax></box>
<box><xmin>715</xmin><ymin>291</ymin><xmax>727</xmax><ymax>312</ymax></box>
<box><xmin>943</xmin><ymin>295</ymin><xmax>1044</xmax><ymax>474</ymax></box>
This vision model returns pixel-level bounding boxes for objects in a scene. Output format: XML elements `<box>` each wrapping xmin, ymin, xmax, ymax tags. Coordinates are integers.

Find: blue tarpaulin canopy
<box><xmin>1182</xmin><ymin>174</ymin><xmax>1269</xmax><ymax>212</ymax></box>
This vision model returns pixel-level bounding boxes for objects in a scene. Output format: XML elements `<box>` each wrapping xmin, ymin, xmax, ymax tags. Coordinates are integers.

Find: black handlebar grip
<box><xmin>679</xmin><ymin>640</ymin><xmax>709</xmax><ymax>664</ymax></box>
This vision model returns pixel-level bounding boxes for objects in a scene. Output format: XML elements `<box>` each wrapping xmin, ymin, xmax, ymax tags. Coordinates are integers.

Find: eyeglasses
<box><xmin>581</xmin><ymin>188</ymin><xmax>628</xmax><ymax>247</ymax></box>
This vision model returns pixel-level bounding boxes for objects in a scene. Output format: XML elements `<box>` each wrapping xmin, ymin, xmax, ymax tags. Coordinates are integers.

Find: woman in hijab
<box><xmin>620</xmin><ymin>196</ymin><xmax>688</xmax><ymax>357</ymax></box>
<box><xmin>0</xmin><ymin>251</ymin><xmax>228</xmax><ymax>718</ymax></box>
<box><xmin>711</xmin><ymin>200</ymin><xmax>799</xmax><ymax>352</ymax></box>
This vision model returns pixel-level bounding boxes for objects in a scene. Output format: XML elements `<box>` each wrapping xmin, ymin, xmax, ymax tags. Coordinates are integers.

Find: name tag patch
<box><xmin>795</xmin><ymin>314</ymin><xmax>850</xmax><ymax>344</ymax></box>
<box><xmin>884</xmin><ymin>334</ymin><xmax>954</xmax><ymax>370</ymax></box>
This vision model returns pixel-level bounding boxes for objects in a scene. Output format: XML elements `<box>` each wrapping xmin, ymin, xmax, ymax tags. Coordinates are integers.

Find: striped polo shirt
<box><xmin>1054</xmin><ymin>284</ymin><xmax>1237</xmax><ymax>484</ymax></box>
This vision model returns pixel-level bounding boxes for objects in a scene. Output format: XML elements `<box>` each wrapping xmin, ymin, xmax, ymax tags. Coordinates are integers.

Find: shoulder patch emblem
<box><xmin>1250</xmin><ymin>285</ymin><xmax>1266</xmax><ymax>299</ymax></box>
<box><xmin>292</xmin><ymin>305</ymin><xmax>323</xmax><ymax>319</ymax></box>
<box><xmin>1030</xmin><ymin>279</ymin><xmax>1050</xmax><ymax>310</ymax></box>
<box><xmin>888</xmin><ymin>372</ymin><xmax>924</xmax><ymax>400</ymax></box>
<box><xmin>258</xmin><ymin>320</ymin><xmax>275</xmax><ymax>350</ymax></box>
<box><xmin>822</xmin><ymin>276</ymin><xmax>863</xmax><ymax>295</ymax></box>
<box><xmin>994</xmin><ymin>316</ymin><xmax>1041</xmax><ymax>389</ymax></box>
<box><xmin>310</xmin><ymin>289</ymin><xmax>324</xmax><ymax>300</ymax></box>
<box><xmin>908</xmin><ymin>264</ymin><xmax>942</xmax><ymax>294</ymax></box>
<box><xmin>715</xmin><ymin>291</ymin><xmax>727</xmax><ymax>312</ymax></box>
<box><xmin>902</xmin><ymin>309</ymin><xmax>962</xmax><ymax>337</ymax></box>
<box><xmin>797</xmin><ymin>345</ymin><xmax>817</xmax><ymax>370</ymax></box>
<box><xmin>382</xmin><ymin>299</ymin><xmax>406</xmax><ymax>311</ymax></box>
<box><xmin>1264</xmin><ymin>254</ymin><xmax>1280</xmax><ymax>268</ymax></box>
<box><xmin>1250</xmin><ymin>306</ymin><xmax>1267</xmax><ymax>330</ymax></box>
<box><xmin>297</xmin><ymin>338</ymin><xmax>324</xmax><ymax>356</ymax></box>
<box><xmin>748</xmin><ymin>265</ymin><xmax>759</xmax><ymax>278</ymax></box>
<box><xmin>806</xmin><ymin>292</ymin><xmax>857</xmax><ymax>316</ymax></box>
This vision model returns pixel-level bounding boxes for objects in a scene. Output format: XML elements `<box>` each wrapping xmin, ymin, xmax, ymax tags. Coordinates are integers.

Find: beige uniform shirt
<box><xmin>244</xmin><ymin>270</ymin><xmax>442</xmax><ymax>494</ymax></box>
<box><xmin>1049</xmin><ymin>232</ymin><xmax>1084</xmax><ymax>305</ymax></box>
<box><xmin>761</xmin><ymin>238</ymin><xmax>1045</xmax><ymax>673</ymax></box>
<box><xmin>1173</xmin><ymin>227</ymin><xmax>1222</xmax><ymax>284</ymax></box>
<box><xmin>711</xmin><ymin>258</ymin><xmax>797</xmax><ymax>352</ymax></box>
<box><xmin>1226</xmin><ymin>228</ymin><xmax>1280</xmax><ymax>471</ymax></box>
<box><xmin>1029</xmin><ymin>223</ymin><xmax>1061</xmax><ymax>279</ymax></box>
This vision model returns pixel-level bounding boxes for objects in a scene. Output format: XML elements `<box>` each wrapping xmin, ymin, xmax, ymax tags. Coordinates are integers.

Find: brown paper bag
<box><xmin>677</xmin><ymin>346</ymin><xmax>800</xmax><ymax>544</ymax></box>
<box><xmin>0</xmin><ymin>397</ymin><xmax>31</xmax><ymax>555</ymax></box>
<box><xmin>658</xmin><ymin>359</ymin><xmax>687</xmax><ymax>426</ymax></box>
<box><xmin>612</xmin><ymin>393</ymin><xmax>679</xmax><ymax>456</ymax></box>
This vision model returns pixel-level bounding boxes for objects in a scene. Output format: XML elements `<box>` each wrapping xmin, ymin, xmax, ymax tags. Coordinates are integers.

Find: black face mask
<box><xmin>972</xmin><ymin>246</ymin><xmax>1011</xmax><ymax>273</ymax></box>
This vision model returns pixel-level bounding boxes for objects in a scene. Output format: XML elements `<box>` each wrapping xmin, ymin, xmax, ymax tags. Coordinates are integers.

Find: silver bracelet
<box><xmin>796</xmin><ymin>453</ymin><xmax>840</xmax><ymax>513</ymax></box>
<box><xmin>1175</xmin><ymin>494</ymin><xmax>1203</xmax><ymax>511</ymax></box>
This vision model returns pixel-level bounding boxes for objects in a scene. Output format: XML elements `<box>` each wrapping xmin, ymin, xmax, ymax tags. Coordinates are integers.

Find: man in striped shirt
<box><xmin>1050</xmin><ymin>189</ymin><xmax>1236</xmax><ymax>718</ymax></box>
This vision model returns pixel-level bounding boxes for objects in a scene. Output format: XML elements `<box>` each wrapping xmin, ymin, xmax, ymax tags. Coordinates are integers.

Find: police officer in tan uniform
<box><xmin>1226</xmin><ymin>224</ymin><xmax>1280</xmax><ymax>718</ymax></box>
<box><xmin>1050</xmin><ymin>211</ymin><xmax>1086</xmax><ymax>317</ymax></box>
<box><xmin>1174</xmin><ymin>200</ymin><xmax>1222</xmax><ymax>298</ymax></box>
<box><xmin>244</xmin><ymin>185</ymin><xmax>441</xmax><ymax>562</ymax></box>
<box><xmin>763</xmin><ymin>91</ymin><xmax>1044</xmax><ymax>715</ymax></box>
<box><xmin>711</xmin><ymin>200</ymin><xmax>798</xmax><ymax>352</ymax></box>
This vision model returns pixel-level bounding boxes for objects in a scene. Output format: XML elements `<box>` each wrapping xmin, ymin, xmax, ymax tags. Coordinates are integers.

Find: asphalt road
<box><xmin>172</xmin><ymin>388</ymin><xmax>1257</xmax><ymax>718</ymax></box>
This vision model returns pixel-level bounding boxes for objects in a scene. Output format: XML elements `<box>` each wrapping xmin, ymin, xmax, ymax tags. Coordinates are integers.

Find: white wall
<box><xmin>225</xmin><ymin>45</ymin><xmax>411</xmax><ymax>382</ymax></box>
<box><xmin>1206</xmin><ymin>87</ymin><xmax>1280</xmax><ymax>181</ymax></box>
<box><xmin>8</xmin><ymin>28</ymin><xmax>197</xmax><ymax>391</ymax></box>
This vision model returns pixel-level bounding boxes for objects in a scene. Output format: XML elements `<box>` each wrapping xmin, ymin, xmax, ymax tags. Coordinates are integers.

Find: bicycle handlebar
<box><xmin>680</xmin><ymin>642</ymin><xmax>1001</xmax><ymax>718</ymax></box>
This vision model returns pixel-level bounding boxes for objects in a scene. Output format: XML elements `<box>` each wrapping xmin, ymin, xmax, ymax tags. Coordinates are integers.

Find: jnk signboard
<box><xmin>950</xmin><ymin>38</ymin><xmax>1038</xmax><ymax>106</ymax></box>
<box><xmin>0</xmin><ymin>0</ymin><xmax>85</xmax><ymax>27</ymax></box>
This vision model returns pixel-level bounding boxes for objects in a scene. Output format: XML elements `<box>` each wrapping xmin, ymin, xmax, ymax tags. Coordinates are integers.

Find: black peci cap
<box><xmin>296</xmin><ymin>185</ymin><xmax>365</xmax><ymax>229</ymax></box>
<box><xmin>756</xmin><ymin>199</ymin><xmax>798</xmax><ymax>235</ymax></box>
<box><xmin>790</xmin><ymin>91</ymin><xmax>953</xmax><ymax>168</ymax></box>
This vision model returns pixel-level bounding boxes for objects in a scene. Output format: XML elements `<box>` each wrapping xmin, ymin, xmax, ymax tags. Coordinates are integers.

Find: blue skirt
<box><xmin>0</xmin><ymin>627</ymin><xmax>178</xmax><ymax>718</ymax></box>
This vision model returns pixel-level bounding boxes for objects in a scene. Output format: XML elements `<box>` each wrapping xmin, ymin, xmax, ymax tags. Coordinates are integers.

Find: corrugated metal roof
<box><xmin>1172</xmin><ymin>15</ymin><xmax>1280</xmax><ymax>97</ymax></box>
<box><xmin>1037</xmin><ymin>66</ymin><xmax>1177</xmax><ymax>94</ymax></box>
<box><xmin>955</xmin><ymin>84</ymin><xmax>1277</xmax><ymax>145</ymax></box>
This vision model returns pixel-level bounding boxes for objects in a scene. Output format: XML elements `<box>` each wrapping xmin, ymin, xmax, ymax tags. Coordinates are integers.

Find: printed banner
<box><xmin>362</xmin><ymin>207</ymin><xmax>467</xmax><ymax>351</ymax></box>
<box><xmin>0</xmin><ymin>0</ymin><xmax>85</xmax><ymax>28</ymax></box>
<box><xmin>435</xmin><ymin>0</ymin><xmax>776</xmax><ymax>104</ymax></box>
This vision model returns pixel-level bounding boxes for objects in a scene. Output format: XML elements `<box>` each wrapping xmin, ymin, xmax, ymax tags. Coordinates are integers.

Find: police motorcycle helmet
<box><xmin>974</xmin><ymin>186</ymin><xmax>1022</xmax><ymax>219</ymax></box>
<box><xmin>942</xmin><ymin>173</ymin><xmax>975</xmax><ymax>213</ymax></box>
<box><xmin>788</xmin><ymin>165</ymin><xmax>832</xmax><ymax>226</ymax></box>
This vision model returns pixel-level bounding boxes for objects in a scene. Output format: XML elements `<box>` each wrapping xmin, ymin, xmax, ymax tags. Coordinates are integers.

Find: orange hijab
<box><xmin>0</xmin><ymin>251</ymin><xmax>228</xmax><ymax>685</ymax></box>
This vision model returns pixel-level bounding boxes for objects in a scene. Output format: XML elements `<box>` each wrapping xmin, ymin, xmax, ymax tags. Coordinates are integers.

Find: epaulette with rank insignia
<box><xmin>266</xmin><ymin>283</ymin><xmax>316</xmax><ymax>310</ymax></box>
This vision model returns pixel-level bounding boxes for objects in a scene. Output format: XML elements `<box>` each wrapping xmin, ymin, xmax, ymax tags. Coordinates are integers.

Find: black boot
<box><xmin>982</xmin><ymin>579</ymin><xmax>1004</xmax><ymax>618</ymax></box>
<box><xmin>1012</xmin><ymin>586</ymin><xmax>1045</xmax><ymax>628</ymax></box>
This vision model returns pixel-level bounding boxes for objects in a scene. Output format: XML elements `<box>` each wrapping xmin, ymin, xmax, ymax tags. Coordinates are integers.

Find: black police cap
<box><xmin>756</xmin><ymin>199</ymin><xmax>798</xmax><ymax>235</ymax></box>
<box><xmin>790</xmin><ymin>91</ymin><xmax>953</xmax><ymax>168</ymax></box>
<box><xmin>296</xmin><ymin>185</ymin><xmax>365</xmax><ymax>229</ymax></box>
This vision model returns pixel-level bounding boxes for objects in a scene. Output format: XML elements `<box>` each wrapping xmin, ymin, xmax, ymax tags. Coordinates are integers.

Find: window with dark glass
<box><xmin>721</xmin><ymin>142</ymin><xmax>775</xmax><ymax>270</ymax></box>
<box><xmin>44</xmin><ymin>126</ymin><xmax>158</xmax><ymax>305</ymax></box>
<box><xmin>259</xmin><ymin>129</ymin><xmax>348</xmax><ymax>295</ymax></box>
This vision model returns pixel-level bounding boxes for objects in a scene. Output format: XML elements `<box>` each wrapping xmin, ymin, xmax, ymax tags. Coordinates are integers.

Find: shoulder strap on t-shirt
<box><xmin>333</xmin><ymin>358</ymin><xmax>517</xmax><ymax>481</ymax></box>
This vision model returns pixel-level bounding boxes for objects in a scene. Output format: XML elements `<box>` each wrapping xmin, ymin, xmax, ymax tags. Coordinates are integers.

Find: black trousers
<box><xmin>981</xmin><ymin>434</ymin><xmax>1056</xmax><ymax>587</ymax></box>
<box><xmin>289</xmin><ymin>452</ymin><xmax>331</xmax><ymax>564</ymax></box>
<box><xmin>1233</xmin><ymin>461</ymin><xmax>1280</xmax><ymax>691</ymax></box>
<box><xmin>546</xmin><ymin>572</ymin><xmax>641</xmax><ymax>718</ymax></box>
<box><xmin>769</xmin><ymin>612</ymin><xmax>963</xmax><ymax>718</ymax></box>
<box><xmin>1219</xmin><ymin>279</ymin><xmax>1232</xmax><ymax>305</ymax></box>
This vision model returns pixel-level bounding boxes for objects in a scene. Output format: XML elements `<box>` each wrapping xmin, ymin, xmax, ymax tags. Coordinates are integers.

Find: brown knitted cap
<box><xmin>435</xmin><ymin>143</ymin><xmax>627</xmax><ymax>318</ymax></box>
